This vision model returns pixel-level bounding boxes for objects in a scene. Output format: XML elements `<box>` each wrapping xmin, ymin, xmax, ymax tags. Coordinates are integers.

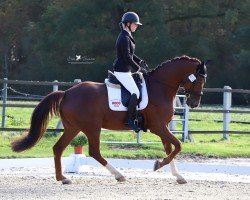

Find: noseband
<box><xmin>182</xmin><ymin>73</ymin><xmax>206</xmax><ymax>97</ymax></box>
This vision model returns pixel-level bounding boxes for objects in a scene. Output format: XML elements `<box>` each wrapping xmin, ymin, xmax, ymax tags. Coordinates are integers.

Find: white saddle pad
<box><xmin>105</xmin><ymin>77</ymin><xmax>148</xmax><ymax>111</ymax></box>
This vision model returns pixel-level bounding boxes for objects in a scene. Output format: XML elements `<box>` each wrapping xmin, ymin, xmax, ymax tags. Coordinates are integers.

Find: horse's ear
<box><xmin>204</xmin><ymin>60</ymin><xmax>212</xmax><ymax>66</ymax></box>
<box><xmin>197</xmin><ymin>60</ymin><xmax>209</xmax><ymax>75</ymax></box>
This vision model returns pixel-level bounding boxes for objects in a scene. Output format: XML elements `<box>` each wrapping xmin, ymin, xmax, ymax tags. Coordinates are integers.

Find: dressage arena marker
<box><xmin>65</xmin><ymin>154</ymin><xmax>87</xmax><ymax>173</ymax></box>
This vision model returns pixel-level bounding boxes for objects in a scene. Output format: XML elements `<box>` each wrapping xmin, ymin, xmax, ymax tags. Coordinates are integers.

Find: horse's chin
<box><xmin>186</xmin><ymin>98</ymin><xmax>200</xmax><ymax>108</ymax></box>
<box><xmin>191</xmin><ymin>102</ymin><xmax>200</xmax><ymax>108</ymax></box>
<box><xmin>190</xmin><ymin>104</ymin><xmax>196</xmax><ymax>109</ymax></box>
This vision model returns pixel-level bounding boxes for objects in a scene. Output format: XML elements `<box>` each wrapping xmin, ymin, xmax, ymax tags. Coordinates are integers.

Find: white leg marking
<box><xmin>105</xmin><ymin>163</ymin><xmax>123</xmax><ymax>179</ymax></box>
<box><xmin>170</xmin><ymin>160</ymin><xmax>187</xmax><ymax>184</ymax></box>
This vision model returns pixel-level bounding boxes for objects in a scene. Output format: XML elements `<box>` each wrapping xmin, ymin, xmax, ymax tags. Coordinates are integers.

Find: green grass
<box><xmin>0</xmin><ymin>103</ymin><xmax>249</xmax><ymax>159</ymax></box>
<box><xmin>1</xmin><ymin>101</ymin><xmax>60</xmax><ymax>128</ymax></box>
<box><xmin>0</xmin><ymin>131</ymin><xmax>249</xmax><ymax>159</ymax></box>
<box><xmin>0</xmin><ymin>134</ymin><xmax>72</xmax><ymax>158</ymax></box>
<box><xmin>182</xmin><ymin>135</ymin><xmax>250</xmax><ymax>157</ymax></box>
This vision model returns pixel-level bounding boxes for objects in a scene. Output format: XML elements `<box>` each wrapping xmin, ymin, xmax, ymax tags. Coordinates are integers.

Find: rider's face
<box><xmin>130</xmin><ymin>23</ymin><xmax>138</xmax><ymax>32</ymax></box>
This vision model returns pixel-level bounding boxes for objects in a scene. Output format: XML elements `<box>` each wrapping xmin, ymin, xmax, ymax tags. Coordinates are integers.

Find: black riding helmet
<box><xmin>121</xmin><ymin>12</ymin><xmax>142</xmax><ymax>25</ymax></box>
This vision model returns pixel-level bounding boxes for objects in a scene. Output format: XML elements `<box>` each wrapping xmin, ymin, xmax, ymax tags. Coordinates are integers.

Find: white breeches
<box><xmin>114</xmin><ymin>71</ymin><xmax>140</xmax><ymax>99</ymax></box>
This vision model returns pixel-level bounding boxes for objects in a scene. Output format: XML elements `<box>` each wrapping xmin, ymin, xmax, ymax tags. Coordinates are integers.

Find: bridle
<box><xmin>181</xmin><ymin>72</ymin><xmax>207</xmax><ymax>98</ymax></box>
<box><xmin>142</xmin><ymin>61</ymin><xmax>208</xmax><ymax>97</ymax></box>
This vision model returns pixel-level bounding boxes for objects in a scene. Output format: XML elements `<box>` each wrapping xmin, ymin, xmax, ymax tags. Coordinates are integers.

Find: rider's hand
<box><xmin>139</xmin><ymin>60</ymin><xmax>149</xmax><ymax>70</ymax></box>
<box><xmin>139</xmin><ymin>67</ymin><xmax>148</xmax><ymax>74</ymax></box>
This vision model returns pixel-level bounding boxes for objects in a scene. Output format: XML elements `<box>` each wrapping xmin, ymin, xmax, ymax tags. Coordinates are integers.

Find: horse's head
<box><xmin>181</xmin><ymin>60</ymin><xmax>209</xmax><ymax>108</ymax></box>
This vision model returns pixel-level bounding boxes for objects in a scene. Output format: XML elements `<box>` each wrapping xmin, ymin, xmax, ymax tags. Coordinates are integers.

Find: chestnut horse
<box><xmin>11</xmin><ymin>55</ymin><xmax>207</xmax><ymax>184</ymax></box>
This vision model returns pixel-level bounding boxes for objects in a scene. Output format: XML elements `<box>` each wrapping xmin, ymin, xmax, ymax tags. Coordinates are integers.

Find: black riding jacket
<box><xmin>113</xmin><ymin>30</ymin><xmax>142</xmax><ymax>72</ymax></box>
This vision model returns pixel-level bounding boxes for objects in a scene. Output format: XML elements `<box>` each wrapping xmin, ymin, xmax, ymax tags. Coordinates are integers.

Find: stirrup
<box><xmin>125</xmin><ymin>120</ymin><xmax>141</xmax><ymax>133</ymax></box>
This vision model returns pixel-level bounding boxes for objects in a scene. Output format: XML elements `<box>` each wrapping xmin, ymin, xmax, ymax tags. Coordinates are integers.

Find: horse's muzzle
<box><xmin>186</xmin><ymin>97</ymin><xmax>200</xmax><ymax>108</ymax></box>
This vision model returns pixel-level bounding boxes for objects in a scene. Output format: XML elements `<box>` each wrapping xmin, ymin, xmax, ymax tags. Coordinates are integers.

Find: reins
<box><xmin>142</xmin><ymin>69</ymin><xmax>206</xmax><ymax>97</ymax></box>
<box><xmin>141</xmin><ymin>57</ymin><xmax>207</xmax><ymax>97</ymax></box>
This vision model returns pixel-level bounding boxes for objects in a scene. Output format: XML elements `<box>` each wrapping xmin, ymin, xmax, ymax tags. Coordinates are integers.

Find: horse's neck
<box><xmin>147</xmin><ymin>69</ymin><xmax>179</xmax><ymax>104</ymax></box>
<box><xmin>152</xmin><ymin>62</ymin><xmax>196</xmax><ymax>88</ymax></box>
<box><xmin>151</xmin><ymin>66</ymin><xmax>182</xmax><ymax>91</ymax></box>
<box><xmin>149</xmin><ymin>63</ymin><xmax>195</xmax><ymax>101</ymax></box>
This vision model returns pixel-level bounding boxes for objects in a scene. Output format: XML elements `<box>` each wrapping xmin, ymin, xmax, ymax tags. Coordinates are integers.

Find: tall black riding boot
<box><xmin>125</xmin><ymin>93</ymin><xmax>140</xmax><ymax>133</ymax></box>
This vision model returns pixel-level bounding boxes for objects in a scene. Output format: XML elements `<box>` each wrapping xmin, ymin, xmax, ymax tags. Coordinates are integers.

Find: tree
<box><xmin>0</xmin><ymin>0</ymin><xmax>49</xmax><ymax>77</ymax></box>
<box><xmin>1</xmin><ymin>0</ymin><xmax>249</xmax><ymax>104</ymax></box>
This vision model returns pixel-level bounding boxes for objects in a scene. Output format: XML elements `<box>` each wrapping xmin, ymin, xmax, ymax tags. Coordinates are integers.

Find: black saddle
<box><xmin>107</xmin><ymin>71</ymin><xmax>143</xmax><ymax>107</ymax></box>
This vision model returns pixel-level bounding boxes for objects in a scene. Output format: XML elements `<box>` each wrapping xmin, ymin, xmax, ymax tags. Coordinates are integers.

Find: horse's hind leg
<box><xmin>53</xmin><ymin>127</ymin><xmax>79</xmax><ymax>184</ymax></box>
<box><xmin>85</xmin><ymin>130</ymin><xmax>126</xmax><ymax>182</ymax></box>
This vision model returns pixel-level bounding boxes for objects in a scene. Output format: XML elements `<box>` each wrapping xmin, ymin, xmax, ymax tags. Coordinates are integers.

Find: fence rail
<box><xmin>189</xmin><ymin>109</ymin><xmax>250</xmax><ymax>114</ymax></box>
<box><xmin>0</xmin><ymin>78</ymin><xmax>250</xmax><ymax>93</ymax></box>
<box><xmin>0</xmin><ymin>79</ymin><xmax>249</xmax><ymax>143</ymax></box>
<box><xmin>0</xmin><ymin>103</ymin><xmax>37</xmax><ymax>108</ymax></box>
<box><xmin>0</xmin><ymin>79</ymin><xmax>77</xmax><ymax>86</ymax></box>
<box><xmin>203</xmin><ymin>88</ymin><xmax>250</xmax><ymax>94</ymax></box>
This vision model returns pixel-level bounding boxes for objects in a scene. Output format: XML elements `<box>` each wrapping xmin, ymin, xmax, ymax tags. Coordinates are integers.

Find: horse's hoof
<box><xmin>116</xmin><ymin>176</ymin><xmax>126</xmax><ymax>182</ymax></box>
<box><xmin>176</xmin><ymin>178</ymin><xmax>187</xmax><ymax>184</ymax></box>
<box><xmin>62</xmin><ymin>178</ymin><xmax>72</xmax><ymax>185</ymax></box>
<box><xmin>153</xmin><ymin>160</ymin><xmax>161</xmax><ymax>171</ymax></box>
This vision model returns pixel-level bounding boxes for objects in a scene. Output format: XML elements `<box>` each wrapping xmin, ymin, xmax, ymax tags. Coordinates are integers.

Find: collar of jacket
<box><xmin>122</xmin><ymin>29</ymin><xmax>135</xmax><ymax>43</ymax></box>
<box><xmin>123</xmin><ymin>28</ymin><xmax>131</xmax><ymax>36</ymax></box>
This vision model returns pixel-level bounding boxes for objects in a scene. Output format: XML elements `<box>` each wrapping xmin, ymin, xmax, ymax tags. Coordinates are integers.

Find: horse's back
<box><xmin>60</xmin><ymin>81</ymin><xmax>108</xmax><ymax>117</ymax></box>
<box><xmin>69</xmin><ymin>81</ymin><xmax>106</xmax><ymax>94</ymax></box>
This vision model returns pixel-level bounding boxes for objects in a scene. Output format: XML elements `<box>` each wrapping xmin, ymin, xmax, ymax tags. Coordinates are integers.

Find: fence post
<box><xmin>1</xmin><ymin>78</ymin><xmax>8</xmax><ymax>128</ymax></box>
<box><xmin>136</xmin><ymin>131</ymin><xmax>141</xmax><ymax>144</ymax></box>
<box><xmin>223</xmin><ymin>86</ymin><xmax>231</xmax><ymax>139</ymax></box>
<box><xmin>182</xmin><ymin>99</ymin><xmax>189</xmax><ymax>142</ymax></box>
<box><xmin>53</xmin><ymin>80</ymin><xmax>58</xmax><ymax>92</ymax></box>
<box><xmin>74</xmin><ymin>79</ymin><xmax>82</xmax><ymax>84</ymax></box>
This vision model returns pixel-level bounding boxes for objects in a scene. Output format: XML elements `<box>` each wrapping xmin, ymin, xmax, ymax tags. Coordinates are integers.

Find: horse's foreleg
<box><xmin>170</xmin><ymin>160</ymin><xmax>187</xmax><ymax>184</ymax></box>
<box><xmin>153</xmin><ymin>126</ymin><xmax>181</xmax><ymax>169</ymax></box>
<box><xmin>161</xmin><ymin>140</ymin><xmax>187</xmax><ymax>184</ymax></box>
<box><xmin>86</xmin><ymin>130</ymin><xmax>125</xmax><ymax>182</ymax></box>
<box><xmin>53</xmin><ymin>128</ymin><xmax>79</xmax><ymax>184</ymax></box>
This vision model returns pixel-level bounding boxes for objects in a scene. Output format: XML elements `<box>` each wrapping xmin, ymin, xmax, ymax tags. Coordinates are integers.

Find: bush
<box><xmin>70</xmin><ymin>135</ymin><xmax>88</xmax><ymax>147</ymax></box>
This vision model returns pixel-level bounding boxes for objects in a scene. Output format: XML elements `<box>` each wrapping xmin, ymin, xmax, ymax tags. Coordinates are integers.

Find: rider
<box><xmin>113</xmin><ymin>11</ymin><xmax>147</xmax><ymax>132</ymax></box>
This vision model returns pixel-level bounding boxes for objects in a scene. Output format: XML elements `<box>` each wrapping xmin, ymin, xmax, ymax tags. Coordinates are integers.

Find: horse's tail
<box><xmin>11</xmin><ymin>91</ymin><xmax>65</xmax><ymax>152</ymax></box>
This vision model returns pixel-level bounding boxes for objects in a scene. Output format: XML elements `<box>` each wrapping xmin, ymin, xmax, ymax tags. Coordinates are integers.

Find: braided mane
<box><xmin>150</xmin><ymin>55</ymin><xmax>201</xmax><ymax>73</ymax></box>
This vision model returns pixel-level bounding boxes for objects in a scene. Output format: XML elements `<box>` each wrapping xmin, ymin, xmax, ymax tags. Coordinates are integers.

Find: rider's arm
<box><xmin>120</xmin><ymin>37</ymin><xmax>141</xmax><ymax>71</ymax></box>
